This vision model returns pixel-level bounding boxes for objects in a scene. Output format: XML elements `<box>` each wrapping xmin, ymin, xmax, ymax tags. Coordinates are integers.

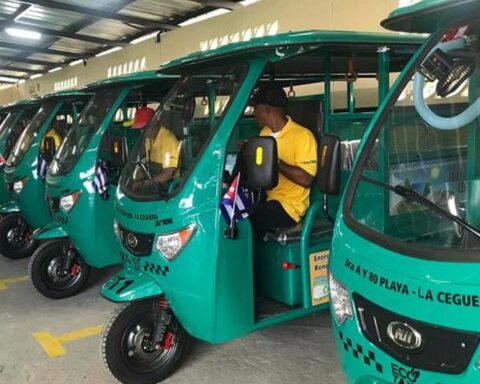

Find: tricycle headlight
<box><xmin>155</xmin><ymin>224</ymin><xmax>196</xmax><ymax>261</ymax></box>
<box><xmin>60</xmin><ymin>191</ymin><xmax>80</xmax><ymax>213</ymax></box>
<box><xmin>13</xmin><ymin>178</ymin><xmax>28</xmax><ymax>194</ymax></box>
<box><xmin>329</xmin><ymin>273</ymin><xmax>353</xmax><ymax>325</ymax></box>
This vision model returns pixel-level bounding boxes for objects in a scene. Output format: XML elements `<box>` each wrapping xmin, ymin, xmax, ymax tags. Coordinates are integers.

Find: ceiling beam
<box><xmin>11</xmin><ymin>3</ymin><xmax>32</xmax><ymax>20</ymax></box>
<box><xmin>0</xmin><ymin>65</ymin><xmax>41</xmax><ymax>74</ymax></box>
<box><xmin>0</xmin><ymin>73</ymin><xmax>25</xmax><ymax>80</ymax></box>
<box><xmin>18</xmin><ymin>0</ymin><xmax>177</xmax><ymax>30</ymax></box>
<box><xmin>192</xmin><ymin>1</ymin><xmax>241</xmax><ymax>10</ymax></box>
<box><xmin>0</xmin><ymin>41</ymin><xmax>82</xmax><ymax>58</ymax></box>
<box><xmin>0</xmin><ymin>54</ymin><xmax>53</xmax><ymax>66</ymax></box>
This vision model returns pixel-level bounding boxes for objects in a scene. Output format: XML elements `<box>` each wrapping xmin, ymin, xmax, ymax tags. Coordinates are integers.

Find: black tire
<box><xmin>0</xmin><ymin>213</ymin><xmax>38</xmax><ymax>259</ymax></box>
<box><xmin>102</xmin><ymin>300</ymin><xmax>191</xmax><ymax>384</ymax></box>
<box><xmin>28</xmin><ymin>239</ymin><xmax>90</xmax><ymax>299</ymax></box>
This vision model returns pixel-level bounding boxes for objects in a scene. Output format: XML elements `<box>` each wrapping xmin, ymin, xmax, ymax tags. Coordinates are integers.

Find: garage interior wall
<box><xmin>0</xmin><ymin>0</ymin><xmax>403</xmax><ymax>105</ymax></box>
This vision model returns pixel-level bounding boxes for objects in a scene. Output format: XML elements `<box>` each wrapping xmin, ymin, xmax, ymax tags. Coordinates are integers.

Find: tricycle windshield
<box><xmin>0</xmin><ymin>107</ymin><xmax>35</xmax><ymax>148</ymax></box>
<box><xmin>346</xmin><ymin>21</ymin><xmax>480</xmax><ymax>259</ymax></box>
<box><xmin>7</xmin><ymin>101</ymin><xmax>56</xmax><ymax>166</ymax></box>
<box><xmin>121</xmin><ymin>64</ymin><xmax>248</xmax><ymax>200</ymax></box>
<box><xmin>50</xmin><ymin>87</ymin><xmax>121</xmax><ymax>176</ymax></box>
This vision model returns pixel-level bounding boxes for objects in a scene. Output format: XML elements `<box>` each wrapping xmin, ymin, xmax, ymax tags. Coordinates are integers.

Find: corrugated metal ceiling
<box><xmin>0</xmin><ymin>0</ymin><xmax>246</xmax><ymax>82</ymax></box>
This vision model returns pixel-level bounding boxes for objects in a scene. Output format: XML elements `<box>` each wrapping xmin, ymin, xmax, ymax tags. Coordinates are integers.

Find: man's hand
<box><xmin>278</xmin><ymin>160</ymin><xmax>314</xmax><ymax>189</ymax></box>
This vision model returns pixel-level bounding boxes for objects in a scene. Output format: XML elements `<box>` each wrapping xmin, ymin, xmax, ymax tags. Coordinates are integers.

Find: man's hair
<box><xmin>251</xmin><ymin>84</ymin><xmax>288</xmax><ymax>109</ymax></box>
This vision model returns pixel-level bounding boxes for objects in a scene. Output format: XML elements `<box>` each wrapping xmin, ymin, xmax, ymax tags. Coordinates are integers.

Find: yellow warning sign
<box><xmin>309</xmin><ymin>250</ymin><xmax>329</xmax><ymax>306</ymax></box>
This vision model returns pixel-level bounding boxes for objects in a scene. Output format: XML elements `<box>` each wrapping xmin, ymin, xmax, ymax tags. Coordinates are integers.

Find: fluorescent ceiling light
<box><xmin>95</xmin><ymin>46</ymin><xmax>122</xmax><ymax>57</ymax></box>
<box><xmin>5</xmin><ymin>27</ymin><xmax>41</xmax><ymax>40</ymax></box>
<box><xmin>18</xmin><ymin>79</ymin><xmax>26</xmax><ymax>84</ymax></box>
<box><xmin>178</xmin><ymin>8</ymin><xmax>230</xmax><ymax>27</ymax></box>
<box><xmin>69</xmin><ymin>59</ymin><xmax>84</xmax><ymax>66</ymax></box>
<box><xmin>30</xmin><ymin>73</ymin><xmax>43</xmax><ymax>79</ymax></box>
<box><xmin>48</xmin><ymin>66</ymin><xmax>62</xmax><ymax>73</ymax></box>
<box><xmin>0</xmin><ymin>76</ymin><xmax>19</xmax><ymax>83</ymax></box>
<box><xmin>130</xmin><ymin>31</ymin><xmax>158</xmax><ymax>45</ymax></box>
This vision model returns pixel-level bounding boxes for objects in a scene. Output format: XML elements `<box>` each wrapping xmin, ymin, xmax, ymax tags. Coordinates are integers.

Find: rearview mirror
<box><xmin>316</xmin><ymin>134</ymin><xmax>340</xmax><ymax>195</ymax></box>
<box><xmin>43</xmin><ymin>137</ymin><xmax>56</xmax><ymax>163</ymax></box>
<box><xmin>244</xmin><ymin>136</ymin><xmax>278</xmax><ymax>189</ymax></box>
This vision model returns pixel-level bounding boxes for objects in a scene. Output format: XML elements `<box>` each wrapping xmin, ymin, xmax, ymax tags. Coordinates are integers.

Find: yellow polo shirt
<box><xmin>147</xmin><ymin>127</ymin><xmax>180</xmax><ymax>168</ymax></box>
<box><xmin>42</xmin><ymin>128</ymin><xmax>62</xmax><ymax>151</ymax></box>
<box><xmin>260</xmin><ymin>118</ymin><xmax>317</xmax><ymax>222</ymax></box>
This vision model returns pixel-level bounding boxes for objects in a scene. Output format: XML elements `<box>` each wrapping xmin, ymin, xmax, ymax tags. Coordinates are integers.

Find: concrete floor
<box><xmin>0</xmin><ymin>256</ymin><xmax>346</xmax><ymax>384</ymax></box>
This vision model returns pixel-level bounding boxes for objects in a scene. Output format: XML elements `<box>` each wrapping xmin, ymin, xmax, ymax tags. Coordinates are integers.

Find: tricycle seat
<box><xmin>264</xmin><ymin>217</ymin><xmax>333</xmax><ymax>245</ymax></box>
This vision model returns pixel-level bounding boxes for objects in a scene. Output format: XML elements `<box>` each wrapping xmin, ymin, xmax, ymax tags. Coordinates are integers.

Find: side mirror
<box><xmin>244</xmin><ymin>136</ymin><xmax>278</xmax><ymax>189</ymax></box>
<box><xmin>316</xmin><ymin>134</ymin><xmax>341</xmax><ymax>195</ymax></box>
<box><xmin>110</xmin><ymin>136</ymin><xmax>128</xmax><ymax>168</ymax></box>
<box><xmin>43</xmin><ymin>137</ymin><xmax>56</xmax><ymax>163</ymax></box>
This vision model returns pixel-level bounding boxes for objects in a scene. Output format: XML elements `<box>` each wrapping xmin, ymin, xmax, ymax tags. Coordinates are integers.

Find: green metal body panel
<box><xmin>329</xmin><ymin>2</ymin><xmax>480</xmax><ymax>384</ymax></box>
<box><xmin>0</xmin><ymin>101</ymin><xmax>40</xmax><ymax>205</ymax></box>
<box><xmin>4</xmin><ymin>92</ymin><xmax>88</xmax><ymax>230</ymax></box>
<box><xmin>0</xmin><ymin>200</ymin><xmax>19</xmax><ymax>214</ymax></box>
<box><xmin>33</xmin><ymin>222</ymin><xmax>67</xmax><ymax>240</ymax></box>
<box><xmin>40</xmin><ymin>73</ymin><xmax>177</xmax><ymax>269</ymax></box>
<box><xmin>103</xmin><ymin>268</ymin><xmax>164</xmax><ymax>302</ymax></box>
<box><xmin>382</xmin><ymin>0</ymin><xmax>480</xmax><ymax>33</ymax></box>
<box><xmin>102</xmin><ymin>30</ymin><xmax>424</xmax><ymax>344</ymax></box>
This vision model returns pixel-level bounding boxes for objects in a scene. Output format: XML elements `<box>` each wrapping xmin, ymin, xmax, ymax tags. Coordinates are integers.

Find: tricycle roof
<box><xmin>158</xmin><ymin>29</ymin><xmax>425</xmax><ymax>73</ymax></box>
<box><xmin>1</xmin><ymin>98</ymin><xmax>39</xmax><ymax>111</ymax></box>
<box><xmin>41</xmin><ymin>89</ymin><xmax>91</xmax><ymax>100</ymax></box>
<box><xmin>382</xmin><ymin>0</ymin><xmax>480</xmax><ymax>33</ymax></box>
<box><xmin>83</xmin><ymin>70</ymin><xmax>178</xmax><ymax>91</ymax></box>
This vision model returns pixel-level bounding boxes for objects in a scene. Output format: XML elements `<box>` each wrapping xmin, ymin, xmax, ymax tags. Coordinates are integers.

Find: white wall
<box><xmin>0</xmin><ymin>0</ymin><xmax>402</xmax><ymax>104</ymax></box>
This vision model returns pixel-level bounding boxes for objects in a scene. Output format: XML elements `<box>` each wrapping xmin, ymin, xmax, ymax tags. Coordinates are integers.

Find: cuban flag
<box><xmin>93</xmin><ymin>160</ymin><xmax>109</xmax><ymax>198</ymax></box>
<box><xmin>37</xmin><ymin>154</ymin><xmax>48</xmax><ymax>179</ymax></box>
<box><xmin>219</xmin><ymin>173</ymin><xmax>252</xmax><ymax>226</ymax></box>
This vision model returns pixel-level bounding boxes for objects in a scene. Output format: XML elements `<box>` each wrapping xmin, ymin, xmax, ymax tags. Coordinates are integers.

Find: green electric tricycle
<box><xmin>29</xmin><ymin>71</ymin><xmax>177</xmax><ymax>299</ymax></box>
<box><xmin>0</xmin><ymin>90</ymin><xmax>91</xmax><ymax>259</ymax></box>
<box><xmin>99</xmin><ymin>30</ymin><xmax>423</xmax><ymax>383</ymax></box>
<box><xmin>0</xmin><ymin>99</ymin><xmax>41</xmax><ymax>205</ymax></box>
<box><xmin>329</xmin><ymin>1</ymin><xmax>480</xmax><ymax>384</ymax></box>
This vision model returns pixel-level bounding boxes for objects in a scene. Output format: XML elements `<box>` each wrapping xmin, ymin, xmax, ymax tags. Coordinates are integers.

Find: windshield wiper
<box><xmin>133</xmin><ymin>158</ymin><xmax>169</xmax><ymax>200</ymax></box>
<box><xmin>360</xmin><ymin>175</ymin><xmax>480</xmax><ymax>239</ymax></box>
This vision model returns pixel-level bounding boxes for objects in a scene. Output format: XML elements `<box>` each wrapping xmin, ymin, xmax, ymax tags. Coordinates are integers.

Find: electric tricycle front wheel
<box><xmin>102</xmin><ymin>299</ymin><xmax>191</xmax><ymax>384</ymax></box>
<box><xmin>28</xmin><ymin>239</ymin><xmax>90</xmax><ymax>299</ymax></box>
<box><xmin>0</xmin><ymin>213</ymin><xmax>38</xmax><ymax>259</ymax></box>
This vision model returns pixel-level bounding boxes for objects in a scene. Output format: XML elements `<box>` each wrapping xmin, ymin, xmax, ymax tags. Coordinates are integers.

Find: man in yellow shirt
<box><xmin>136</xmin><ymin>106</ymin><xmax>181</xmax><ymax>185</ymax></box>
<box><xmin>249</xmin><ymin>85</ymin><xmax>318</xmax><ymax>236</ymax></box>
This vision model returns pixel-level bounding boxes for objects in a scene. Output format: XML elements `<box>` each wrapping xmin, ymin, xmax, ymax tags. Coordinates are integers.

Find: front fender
<box><xmin>32</xmin><ymin>222</ymin><xmax>68</xmax><ymax>240</ymax></box>
<box><xmin>101</xmin><ymin>269</ymin><xmax>163</xmax><ymax>303</ymax></box>
<box><xmin>0</xmin><ymin>201</ymin><xmax>19</xmax><ymax>214</ymax></box>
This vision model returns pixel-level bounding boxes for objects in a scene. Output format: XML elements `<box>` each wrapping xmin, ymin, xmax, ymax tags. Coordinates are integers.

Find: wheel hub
<box><xmin>47</xmin><ymin>256</ymin><xmax>78</xmax><ymax>283</ymax></box>
<box><xmin>127</xmin><ymin>324</ymin><xmax>161</xmax><ymax>360</ymax></box>
<box><xmin>6</xmin><ymin>228</ymin><xmax>26</xmax><ymax>247</ymax></box>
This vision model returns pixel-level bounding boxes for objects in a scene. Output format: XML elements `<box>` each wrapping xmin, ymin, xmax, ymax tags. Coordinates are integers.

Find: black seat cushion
<box><xmin>264</xmin><ymin>217</ymin><xmax>333</xmax><ymax>245</ymax></box>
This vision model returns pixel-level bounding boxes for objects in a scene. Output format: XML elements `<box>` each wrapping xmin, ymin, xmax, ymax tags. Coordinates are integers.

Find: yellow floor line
<box><xmin>33</xmin><ymin>325</ymin><xmax>103</xmax><ymax>358</ymax></box>
<box><xmin>0</xmin><ymin>275</ymin><xmax>29</xmax><ymax>291</ymax></box>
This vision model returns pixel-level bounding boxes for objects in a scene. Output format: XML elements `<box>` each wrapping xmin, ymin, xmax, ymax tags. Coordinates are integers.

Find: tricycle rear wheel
<box><xmin>102</xmin><ymin>299</ymin><xmax>191</xmax><ymax>384</ymax></box>
<box><xmin>0</xmin><ymin>213</ymin><xmax>38</xmax><ymax>259</ymax></box>
<box><xmin>29</xmin><ymin>239</ymin><xmax>90</xmax><ymax>299</ymax></box>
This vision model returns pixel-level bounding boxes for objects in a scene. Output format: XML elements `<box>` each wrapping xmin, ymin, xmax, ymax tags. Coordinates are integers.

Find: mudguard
<box><xmin>32</xmin><ymin>222</ymin><xmax>68</xmax><ymax>240</ymax></box>
<box><xmin>101</xmin><ymin>269</ymin><xmax>163</xmax><ymax>302</ymax></box>
<box><xmin>0</xmin><ymin>201</ymin><xmax>19</xmax><ymax>214</ymax></box>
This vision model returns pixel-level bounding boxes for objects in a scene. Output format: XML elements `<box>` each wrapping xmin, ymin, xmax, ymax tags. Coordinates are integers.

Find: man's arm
<box><xmin>278</xmin><ymin>160</ymin><xmax>314</xmax><ymax>188</ymax></box>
